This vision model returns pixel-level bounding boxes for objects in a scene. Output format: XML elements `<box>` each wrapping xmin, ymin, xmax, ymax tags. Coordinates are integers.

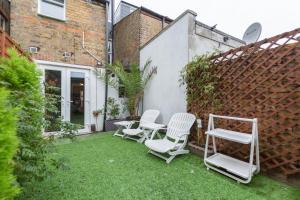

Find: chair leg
<box><xmin>169</xmin><ymin>149</ymin><xmax>189</xmax><ymax>155</ymax></box>
<box><xmin>114</xmin><ymin>127</ymin><xmax>125</xmax><ymax>137</ymax></box>
<box><xmin>166</xmin><ymin>155</ymin><xmax>176</xmax><ymax>164</ymax></box>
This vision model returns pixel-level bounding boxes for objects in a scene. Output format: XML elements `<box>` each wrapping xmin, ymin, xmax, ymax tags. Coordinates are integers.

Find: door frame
<box><xmin>66</xmin><ymin>68</ymin><xmax>90</xmax><ymax>133</ymax></box>
<box><xmin>37</xmin><ymin>60</ymin><xmax>92</xmax><ymax>134</ymax></box>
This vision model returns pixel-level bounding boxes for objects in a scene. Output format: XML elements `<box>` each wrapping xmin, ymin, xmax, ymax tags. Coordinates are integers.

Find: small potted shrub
<box><xmin>104</xmin><ymin>97</ymin><xmax>121</xmax><ymax>131</ymax></box>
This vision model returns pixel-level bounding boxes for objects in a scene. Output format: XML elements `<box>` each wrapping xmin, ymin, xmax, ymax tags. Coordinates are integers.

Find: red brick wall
<box><xmin>140</xmin><ymin>12</ymin><xmax>166</xmax><ymax>47</ymax></box>
<box><xmin>113</xmin><ymin>9</ymin><xmax>140</xmax><ymax>66</ymax></box>
<box><xmin>10</xmin><ymin>0</ymin><xmax>106</xmax><ymax>66</ymax></box>
<box><xmin>113</xmin><ymin>8</ymin><xmax>170</xmax><ymax>66</ymax></box>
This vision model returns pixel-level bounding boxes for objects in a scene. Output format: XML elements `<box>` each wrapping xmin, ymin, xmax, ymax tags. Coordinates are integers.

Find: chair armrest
<box><xmin>174</xmin><ymin>133</ymin><xmax>190</xmax><ymax>144</ymax></box>
<box><xmin>149</xmin><ymin>127</ymin><xmax>166</xmax><ymax>140</ymax></box>
<box><xmin>128</xmin><ymin>120</ymin><xmax>139</xmax><ymax>128</ymax></box>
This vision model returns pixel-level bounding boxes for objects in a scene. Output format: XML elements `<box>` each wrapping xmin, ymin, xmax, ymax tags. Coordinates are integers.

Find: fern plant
<box><xmin>101</xmin><ymin>60</ymin><xmax>156</xmax><ymax>117</ymax></box>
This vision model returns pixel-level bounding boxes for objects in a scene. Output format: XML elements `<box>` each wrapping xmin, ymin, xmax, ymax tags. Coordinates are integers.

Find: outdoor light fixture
<box><xmin>63</xmin><ymin>52</ymin><xmax>74</xmax><ymax>58</ymax></box>
<box><xmin>28</xmin><ymin>46</ymin><xmax>40</xmax><ymax>54</ymax></box>
<box><xmin>96</xmin><ymin>61</ymin><xmax>104</xmax><ymax>68</ymax></box>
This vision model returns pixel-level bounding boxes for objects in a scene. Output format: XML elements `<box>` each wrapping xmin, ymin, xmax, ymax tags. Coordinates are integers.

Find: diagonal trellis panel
<box><xmin>188</xmin><ymin>28</ymin><xmax>300</xmax><ymax>178</ymax></box>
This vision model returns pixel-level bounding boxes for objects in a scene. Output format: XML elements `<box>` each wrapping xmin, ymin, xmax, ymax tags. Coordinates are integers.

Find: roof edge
<box><xmin>119</xmin><ymin>1</ymin><xmax>173</xmax><ymax>22</ymax></box>
<box><xmin>140</xmin><ymin>10</ymin><xmax>197</xmax><ymax>50</ymax></box>
<box><xmin>195</xmin><ymin>21</ymin><xmax>245</xmax><ymax>44</ymax></box>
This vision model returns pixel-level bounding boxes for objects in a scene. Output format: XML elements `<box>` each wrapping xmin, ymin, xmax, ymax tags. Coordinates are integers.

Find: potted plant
<box><xmin>100</xmin><ymin>60</ymin><xmax>157</xmax><ymax>120</ymax></box>
<box><xmin>92</xmin><ymin>108</ymin><xmax>103</xmax><ymax>132</ymax></box>
<box><xmin>104</xmin><ymin>97</ymin><xmax>121</xmax><ymax>131</ymax></box>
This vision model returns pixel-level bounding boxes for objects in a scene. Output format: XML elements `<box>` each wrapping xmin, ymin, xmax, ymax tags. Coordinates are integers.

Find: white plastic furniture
<box><xmin>204</xmin><ymin>114</ymin><xmax>260</xmax><ymax>184</ymax></box>
<box><xmin>145</xmin><ymin>113</ymin><xmax>196</xmax><ymax>164</ymax></box>
<box><xmin>122</xmin><ymin>110</ymin><xmax>160</xmax><ymax>143</ymax></box>
<box><xmin>113</xmin><ymin>121</ymin><xmax>135</xmax><ymax>137</ymax></box>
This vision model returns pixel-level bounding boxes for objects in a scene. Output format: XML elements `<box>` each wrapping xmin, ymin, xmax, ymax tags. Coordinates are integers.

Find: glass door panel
<box><xmin>44</xmin><ymin>69</ymin><xmax>62</xmax><ymax>132</ymax></box>
<box><xmin>70</xmin><ymin>72</ymin><xmax>85</xmax><ymax>128</ymax></box>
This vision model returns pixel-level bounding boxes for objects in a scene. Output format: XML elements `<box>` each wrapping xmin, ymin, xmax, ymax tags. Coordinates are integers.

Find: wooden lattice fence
<box><xmin>0</xmin><ymin>29</ymin><xmax>29</xmax><ymax>58</ymax></box>
<box><xmin>188</xmin><ymin>28</ymin><xmax>300</xmax><ymax>178</ymax></box>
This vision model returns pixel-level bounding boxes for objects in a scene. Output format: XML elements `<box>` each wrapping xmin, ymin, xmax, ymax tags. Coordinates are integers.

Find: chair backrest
<box><xmin>139</xmin><ymin>109</ymin><xmax>160</xmax><ymax>127</ymax></box>
<box><xmin>166</xmin><ymin>113</ymin><xmax>196</xmax><ymax>141</ymax></box>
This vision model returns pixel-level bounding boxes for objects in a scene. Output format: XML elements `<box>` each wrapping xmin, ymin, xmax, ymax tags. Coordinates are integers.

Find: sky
<box><xmin>114</xmin><ymin>0</ymin><xmax>300</xmax><ymax>40</ymax></box>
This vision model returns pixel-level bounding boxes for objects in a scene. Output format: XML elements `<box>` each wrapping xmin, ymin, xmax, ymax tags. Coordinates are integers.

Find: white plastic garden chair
<box><xmin>122</xmin><ymin>109</ymin><xmax>160</xmax><ymax>143</ymax></box>
<box><xmin>145</xmin><ymin>113</ymin><xmax>196</xmax><ymax>163</ymax></box>
<box><xmin>113</xmin><ymin>120</ymin><xmax>136</xmax><ymax>137</ymax></box>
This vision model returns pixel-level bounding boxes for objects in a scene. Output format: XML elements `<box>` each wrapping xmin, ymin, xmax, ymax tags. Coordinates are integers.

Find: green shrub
<box><xmin>0</xmin><ymin>88</ymin><xmax>19</xmax><ymax>200</ymax></box>
<box><xmin>106</xmin><ymin>97</ymin><xmax>120</xmax><ymax>120</ymax></box>
<box><xmin>0</xmin><ymin>49</ymin><xmax>50</xmax><ymax>185</ymax></box>
<box><xmin>0</xmin><ymin>49</ymin><xmax>77</xmax><ymax>188</ymax></box>
<box><xmin>100</xmin><ymin>60</ymin><xmax>156</xmax><ymax>117</ymax></box>
<box><xmin>179</xmin><ymin>54</ymin><xmax>222</xmax><ymax>111</ymax></box>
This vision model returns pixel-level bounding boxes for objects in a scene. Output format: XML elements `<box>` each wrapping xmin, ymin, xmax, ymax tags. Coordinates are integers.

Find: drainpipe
<box><xmin>162</xmin><ymin>16</ymin><xmax>165</xmax><ymax>29</ymax></box>
<box><xmin>103</xmin><ymin>0</ymin><xmax>113</xmax><ymax>131</ymax></box>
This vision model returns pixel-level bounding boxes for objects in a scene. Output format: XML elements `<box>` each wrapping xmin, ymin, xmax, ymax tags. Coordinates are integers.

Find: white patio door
<box><xmin>42</xmin><ymin>65</ymin><xmax>90</xmax><ymax>134</ymax></box>
<box><xmin>65</xmin><ymin>69</ymin><xmax>90</xmax><ymax>133</ymax></box>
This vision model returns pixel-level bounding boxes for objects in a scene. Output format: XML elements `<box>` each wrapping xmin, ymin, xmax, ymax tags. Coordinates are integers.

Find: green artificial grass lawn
<box><xmin>19</xmin><ymin>133</ymin><xmax>299</xmax><ymax>200</ymax></box>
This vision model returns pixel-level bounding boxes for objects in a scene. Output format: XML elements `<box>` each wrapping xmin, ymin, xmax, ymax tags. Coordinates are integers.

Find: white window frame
<box><xmin>38</xmin><ymin>0</ymin><xmax>66</xmax><ymax>21</ymax></box>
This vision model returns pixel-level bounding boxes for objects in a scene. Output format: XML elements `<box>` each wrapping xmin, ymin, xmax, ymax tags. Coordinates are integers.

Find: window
<box><xmin>38</xmin><ymin>0</ymin><xmax>66</xmax><ymax>21</ymax></box>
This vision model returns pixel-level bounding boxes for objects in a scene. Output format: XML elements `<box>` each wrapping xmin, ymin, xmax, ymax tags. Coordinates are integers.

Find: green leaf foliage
<box><xmin>0</xmin><ymin>88</ymin><xmax>19</xmax><ymax>200</ymax></box>
<box><xmin>0</xmin><ymin>49</ymin><xmax>49</xmax><ymax>185</ymax></box>
<box><xmin>0</xmin><ymin>49</ymin><xmax>73</xmax><ymax>189</ymax></box>
<box><xmin>100</xmin><ymin>60</ymin><xmax>156</xmax><ymax>117</ymax></box>
<box><xmin>179</xmin><ymin>54</ymin><xmax>222</xmax><ymax>112</ymax></box>
<box><xmin>0</xmin><ymin>49</ymin><xmax>78</xmax><ymax>198</ymax></box>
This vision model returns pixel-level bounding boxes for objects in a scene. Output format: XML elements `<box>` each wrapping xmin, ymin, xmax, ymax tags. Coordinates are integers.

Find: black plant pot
<box><xmin>104</xmin><ymin>119</ymin><xmax>124</xmax><ymax>131</ymax></box>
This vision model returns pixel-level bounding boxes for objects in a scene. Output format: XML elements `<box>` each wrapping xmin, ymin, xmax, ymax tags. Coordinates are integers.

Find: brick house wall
<box><xmin>113</xmin><ymin>8</ymin><xmax>171</xmax><ymax>66</ymax></box>
<box><xmin>140</xmin><ymin>11</ymin><xmax>168</xmax><ymax>47</ymax></box>
<box><xmin>113</xmin><ymin>9</ymin><xmax>140</xmax><ymax>66</ymax></box>
<box><xmin>10</xmin><ymin>0</ymin><xmax>107</xmax><ymax>66</ymax></box>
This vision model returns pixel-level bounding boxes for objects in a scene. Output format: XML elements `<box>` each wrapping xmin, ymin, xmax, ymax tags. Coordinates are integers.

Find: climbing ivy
<box><xmin>179</xmin><ymin>53</ymin><xmax>222</xmax><ymax>112</ymax></box>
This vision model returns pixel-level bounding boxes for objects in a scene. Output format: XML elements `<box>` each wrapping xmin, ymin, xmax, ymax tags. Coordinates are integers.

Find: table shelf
<box><xmin>206</xmin><ymin>128</ymin><xmax>252</xmax><ymax>144</ymax></box>
<box><xmin>205</xmin><ymin>153</ymin><xmax>257</xmax><ymax>179</ymax></box>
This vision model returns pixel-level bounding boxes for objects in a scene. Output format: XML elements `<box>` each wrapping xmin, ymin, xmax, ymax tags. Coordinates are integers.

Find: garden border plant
<box><xmin>179</xmin><ymin>53</ymin><xmax>222</xmax><ymax>145</ymax></box>
<box><xmin>98</xmin><ymin>60</ymin><xmax>157</xmax><ymax>118</ymax></box>
<box><xmin>0</xmin><ymin>49</ymin><xmax>78</xmax><ymax>196</ymax></box>
<box><xmin>0</xmin><ymin>88</ymin><xmax>19</xmax><ymax>200</ymax></box>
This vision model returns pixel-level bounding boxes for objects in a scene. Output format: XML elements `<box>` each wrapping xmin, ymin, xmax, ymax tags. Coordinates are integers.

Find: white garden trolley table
<box><xmin>204</xmin><ymin>114</ymin><xmax>260</xmax><ymax>184</ymax></box>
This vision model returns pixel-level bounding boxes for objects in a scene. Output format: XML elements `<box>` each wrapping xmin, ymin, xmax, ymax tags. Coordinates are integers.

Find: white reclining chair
<box><xmin>122</xmin><ymin>109</ymin><xmax>160</xmax><ymax>143</ymax></box>
<box><xmin>145</xmin><ymin>113</ymin><xmax>196</xmax><ymax>163</ymax></box>
<box><xmin>113</xmin><ymin>121</ymin><xmax>135</xmax><ymax>137</ymax></box>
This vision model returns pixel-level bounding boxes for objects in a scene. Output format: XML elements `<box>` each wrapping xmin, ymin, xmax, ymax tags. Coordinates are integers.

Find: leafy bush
<box><xmin>100</xmin><ymin>60</ymin><xmax>156</xmax><ymax>117</ymax></box>
<box><xmin>106</xmin><ymin>97</ymin><xmax>120</xmax><ymax>120</ymax></box>
<box><xmin>0</xmin><ymin>49</ymin><xmax>49</xmax><ymax>185</ymax></box>
<box><xmin>0</xmin><ymin>49</ymin><xmax>78</xmax><ymax>197</ymax></box>
<box><xmin>179</xmin><ymin>54</ymin><xmax>222</xmax><ymax>111</ymax></box>
<box><xmin>179</xmin><ymin>54</ymin><xmax>222</xmax><ymax>144</ymax></box>
<box><xmin>0</xmin><ymin>88</ymin><xmax>19</xmax><ymax>200</ymax></box>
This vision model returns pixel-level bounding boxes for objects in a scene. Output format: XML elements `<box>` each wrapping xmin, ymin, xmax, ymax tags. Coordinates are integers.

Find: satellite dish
<box><xmin>242</xmin><ymin>23</ymin><xmax>262</xmax><ymax>44</ymax></box>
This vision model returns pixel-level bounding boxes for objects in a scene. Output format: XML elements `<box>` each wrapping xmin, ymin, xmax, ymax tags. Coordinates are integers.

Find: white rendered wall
<box><xmin>140</xmin><ymin>12</ymin><xmax>193</xmax><ymax>124</ymax></box>
<box><xmin>188</xmin><ymin>23</ymin><xmax>244</xmax><ymax>61</ymax></box>
<box><xmin>140</xmin><ymin>10</ymin><xmax>244</xmax><ymax>124</ymax></box>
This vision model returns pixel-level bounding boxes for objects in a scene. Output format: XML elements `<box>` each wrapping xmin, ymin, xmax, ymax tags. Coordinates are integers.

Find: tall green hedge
<box><xmin>0</xmin><ymin>49</ymin><xmax>48</xmax><ymax>185</ymax></box>
<box><xmin>0</xmin><ymin>88</ymin><xmax>19</xmax><ymax>200</ymax></box>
